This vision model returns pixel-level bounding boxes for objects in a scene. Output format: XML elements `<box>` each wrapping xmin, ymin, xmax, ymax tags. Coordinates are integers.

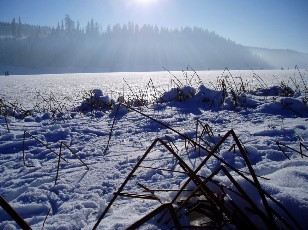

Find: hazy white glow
<box><xmin>134</xmin><ymin>0</ymin><xmax>157</xmax><ymax>6</ymax></box>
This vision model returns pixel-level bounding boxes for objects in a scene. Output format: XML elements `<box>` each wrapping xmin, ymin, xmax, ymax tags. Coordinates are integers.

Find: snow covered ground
<box><xmin>0</xmin><ymin>69</ymin><xmax>307</xmax><ymax>229</ymax></box>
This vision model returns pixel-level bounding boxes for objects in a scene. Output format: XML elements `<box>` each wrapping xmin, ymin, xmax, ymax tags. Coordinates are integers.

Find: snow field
<box><xmin>0</xmin><ymin>69</ymin><xmax>307</xmax><ymax>229</ymax></box>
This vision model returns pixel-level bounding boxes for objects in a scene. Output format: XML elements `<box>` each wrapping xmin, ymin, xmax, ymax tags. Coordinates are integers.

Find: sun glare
<box><xmin>135</xmin><ymin>0</ymin><xmax>157</xmax><ymax>6</ymax></box>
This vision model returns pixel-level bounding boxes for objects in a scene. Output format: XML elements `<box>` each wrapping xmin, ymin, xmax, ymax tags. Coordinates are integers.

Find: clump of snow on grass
<box><xmin>76</xmin><ymin>89</ymin><xmax>114</xmax><ymax>113</ymax></box>
<box><xmin>159</xmin><ymin>86</ymin><xmax>196</xmax><ymax>103</ymax></box>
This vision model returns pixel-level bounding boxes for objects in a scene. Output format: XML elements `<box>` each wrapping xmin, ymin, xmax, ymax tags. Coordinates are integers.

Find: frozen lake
<box><xmin>0</xmin><ymin>68</ymin><xmax>307</xmax><ymax>229</ymax></box>
<box><xmin>1</xmin><ymin>69</ymin><xmax>307</xmax><ymax>109</ymax></box>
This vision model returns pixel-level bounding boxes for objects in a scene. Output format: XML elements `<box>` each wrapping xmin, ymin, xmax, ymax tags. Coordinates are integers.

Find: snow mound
<box><xmin>258</xmin><ymin>96</ymin><xmax>308</xmax><ymax>116</ymax></box>
<box><xmin>155</xmin><ymin>83</ymin><xmax>307</xmax><ymax>118</ymax></box>
<box><xmin>254</xmin><ymin>85</ymin><xmax>295</xmax><ymax>97</ymax></box>
<box><xmin>159</xmin><ymin>86</ymin><xmax>196</xmax><ymax>103</ymax></box>
<box><xmin>195</xmin><ymin>85</ymin><xmax>225</xmax><ymax>106</ymax></box>
<box><xmin>76</xmin><ymin>89</ymin><xmax>114</xmax><ymax>113</ymax></box>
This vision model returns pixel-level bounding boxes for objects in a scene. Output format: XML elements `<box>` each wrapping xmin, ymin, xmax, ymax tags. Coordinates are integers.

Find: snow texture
<box><xmin>0</xmin><ymin>69</ymin><xmax>307</xmax><ymax>229</ymax></box>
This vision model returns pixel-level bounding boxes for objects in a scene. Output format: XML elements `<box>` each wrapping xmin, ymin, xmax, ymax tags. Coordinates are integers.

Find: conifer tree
<box><xmin>17</xmin><ymin>17</ymin><xmax>21</xmax><ymax>38</ymax></box>
<box><xmin>11</xmin><ymin>18</ymin><xmax>16</xmax><ymax>37</ymax></box>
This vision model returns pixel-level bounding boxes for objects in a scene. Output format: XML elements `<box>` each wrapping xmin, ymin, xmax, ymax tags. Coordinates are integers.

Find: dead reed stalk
<box><xmin>0</xmin><ymin>195</ymin><xmax>32</xmax><ymax>230</ymax></box>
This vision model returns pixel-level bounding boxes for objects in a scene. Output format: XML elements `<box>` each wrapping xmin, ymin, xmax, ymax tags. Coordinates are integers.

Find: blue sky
<box><xmin>1</xmin><ymin>0</ymin><xmax>307</xmax><ymax>53</ymax></box>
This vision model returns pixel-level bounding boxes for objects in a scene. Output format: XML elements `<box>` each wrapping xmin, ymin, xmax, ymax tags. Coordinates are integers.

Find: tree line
<box><xmin>0</xmin><ymin>15</ymin><xmax>270</xmax><ymax>72</ymax></box>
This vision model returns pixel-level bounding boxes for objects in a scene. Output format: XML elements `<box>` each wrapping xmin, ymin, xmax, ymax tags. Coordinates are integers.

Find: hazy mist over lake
<box><xmin>1</xmin><ymin>15</ymin><xmax>307</xmax><ymax>75</ymax></box>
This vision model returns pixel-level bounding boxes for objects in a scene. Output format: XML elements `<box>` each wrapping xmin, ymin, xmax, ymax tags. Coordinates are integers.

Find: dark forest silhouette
<box><xmin>0</xmin><ymin>15</ymin><xmax>270</xmax><ymax>72</ymax></box>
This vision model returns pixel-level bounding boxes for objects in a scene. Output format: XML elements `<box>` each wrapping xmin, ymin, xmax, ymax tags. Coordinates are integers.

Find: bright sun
<box><xmin>135</xmin><ymin>0</ymin><xmax>157</xmax><ymax>5</ymax></box>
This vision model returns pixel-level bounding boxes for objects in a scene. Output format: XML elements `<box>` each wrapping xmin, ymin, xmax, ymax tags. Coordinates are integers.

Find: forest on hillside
<box><xmin>0</xmin><ymin>15</ymin><xmax>269</xmax><ymax>72</ymax></box>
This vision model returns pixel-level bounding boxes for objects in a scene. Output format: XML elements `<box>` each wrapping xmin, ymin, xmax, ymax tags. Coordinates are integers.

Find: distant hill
<box><xmin>247</xmin><ymin>46</ymin><xmax>308</xmax><ymax>69</ymax></box>
<box><xmin>4</xmin><ymin>16</ymin><xmax>302</xmax><ymax>74</ymax></box>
